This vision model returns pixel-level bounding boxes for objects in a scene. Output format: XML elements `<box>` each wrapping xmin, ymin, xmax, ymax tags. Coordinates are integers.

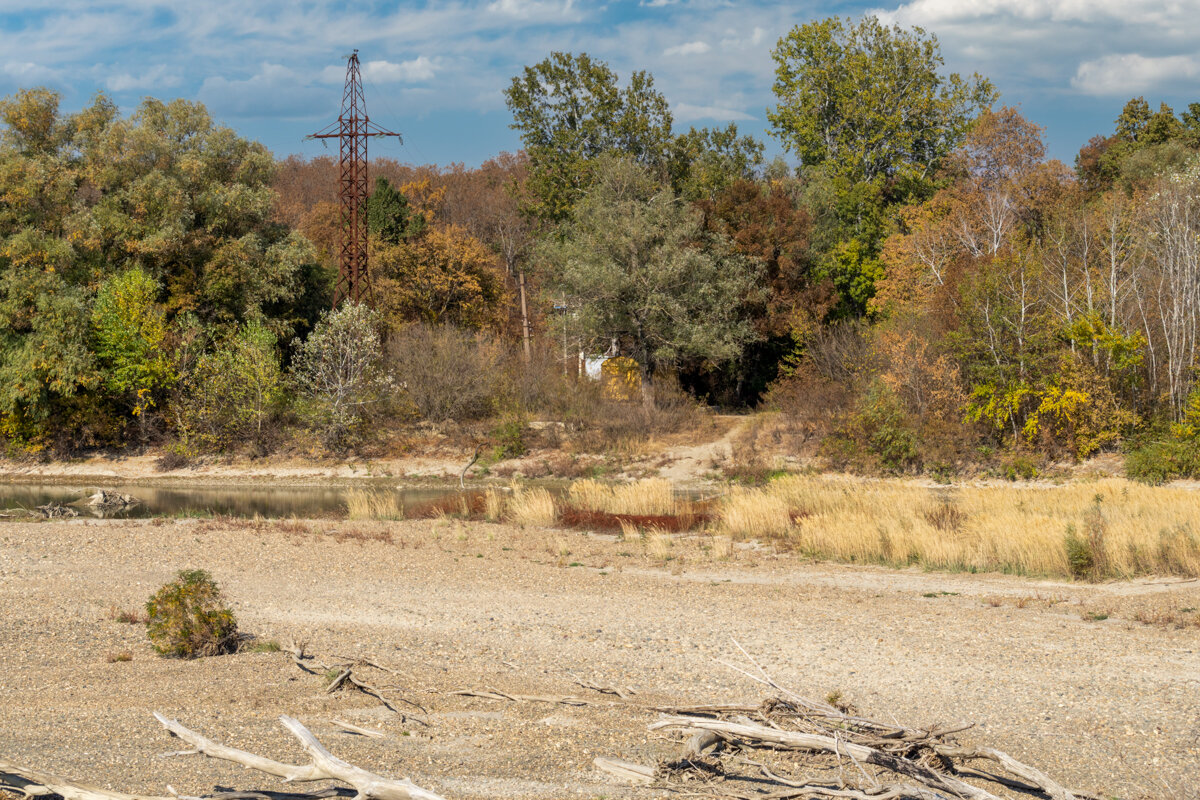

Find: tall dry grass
<box><xmin>568</xmin><ymin>478</ymin><xmax>676</xmax><ymax>516</ymax></box>
<box><xmin>345</xmin><ymin>489</ymin><xmax>403</xmax><ymax>520</ymax></box>
<box><xmin>505</xmin><ymin>486</ymin><xmax>557</xmax><ymax>528</ymax></box>
<box><xmin>718</xmin><ymin>476</ymin><xmax>1200</xmax><ymax>579</ymax></box>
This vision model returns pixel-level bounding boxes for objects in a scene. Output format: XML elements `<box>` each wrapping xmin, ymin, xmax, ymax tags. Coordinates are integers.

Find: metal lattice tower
<box><xmin>309</xmin><ymin>50</ymin><xmax>401</xmax><ymax>306</ymax></box>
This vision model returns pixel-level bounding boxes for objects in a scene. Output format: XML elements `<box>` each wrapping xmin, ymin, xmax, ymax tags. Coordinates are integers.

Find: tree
<box><xmin>505</xmin><ymin>52</ymin><xmax>673</xmax><ymax>222</ymax></box>
<box><xmin>367</xmin><ymin>176</ymin><xmax>426</xmax><ymax>244</ymax></box>
<box><xmin>173</xmin><ymin>318</ymin><xmax>283</xmax><ymax>451</ymax></box>
<box><xmin>538</xmin><ymin>155</ymin><xmax>761</xmax><ymax>408</ymax></box>
<box><xmin>373</xmin><ymin>225</ymin><xmax>508</xmax><ymax>330</ymax></box>
<box><xmin>668</xmin><ymin>123</ymin><xmax>765</xmax><ymax>202</ymax></box>
<box><xmin>768</xmin><ymin>16</ymin><xmax>995</xmax><ymax>186</ymax></box>
<box><xmin>290</xmin><ymin>303</ymin><xmax>391</xmax><ymax>449</ymax></box>
<box><xmin>92</xmin><ymin>266</ymin><xmax>175</xmax><ymax>421</ymax></box>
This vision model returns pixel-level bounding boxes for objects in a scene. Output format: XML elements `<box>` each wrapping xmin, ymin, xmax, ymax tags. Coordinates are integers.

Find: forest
<box><xmin>4</xmin><ymin>14</ymin><xmax>1200</xmax><ymax>482</ymax></box>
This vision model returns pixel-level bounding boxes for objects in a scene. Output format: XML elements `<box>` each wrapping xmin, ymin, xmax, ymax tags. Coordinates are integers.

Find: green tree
<box><xmin>768</xmin><ymin>16</ymin><xmax>995</xmax><ymax>185</ymax></box>
<box><xmin>504</xmin><ymin>52</ymin><xmax>673</xmax><ymax>222</ymax></box>
<box><xmin>367</xmin><ymin>176</ymin><xmax>426</xmax><ymax>244</ymax></box>
<box><xmin>538</xmin><ymin>155</ymin><xmax>761</xmax><ymax>408</ymax></box>
<box><xmin>668</xmin><ymin>123</ymin><xmax>765</xmax><ymax>202</ymax></box>
<box><xmin>174</xmin><ymin>318</ymin><xmax>283</xmax><ymax>451</ymax></box>
<box><xmin>92</xmin><ymin>266</ymin><xmax>175</xmax><ymax>420</ymax></box>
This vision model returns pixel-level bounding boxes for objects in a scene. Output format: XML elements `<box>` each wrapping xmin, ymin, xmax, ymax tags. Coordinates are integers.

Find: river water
<box><xmin>0</xmin><ymin>483</ymin><xmax>474</xmax><ymax>519</ymax></box>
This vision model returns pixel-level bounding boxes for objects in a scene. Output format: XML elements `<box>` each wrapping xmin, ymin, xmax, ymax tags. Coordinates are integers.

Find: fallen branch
<box><xmin>154</xmin><ymin>713</ymin><xmax>443</xmax><ymax>800</ymax></box>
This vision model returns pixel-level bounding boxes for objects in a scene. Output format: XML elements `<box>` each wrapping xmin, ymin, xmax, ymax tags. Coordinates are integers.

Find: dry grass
<box><xmin>720</xmin><ymin>488</ymin><xmax>793</xmax><ymax>541</ymax></box>
<box><xmin>718</xmin><ymin>476</ymin><xmax>1200</xmax><ymax>579</ymax></box>
<box><xmin>567</xmin><ymin>478</ymin><xmax>676</xmax><ymax>516</ymax></box>
<box><xmin>505</xmin><ymin>487</ymin><xmax>557</xmax><ymax>528</ymax></box>
<box><xmin>645</xmin><ymin>528</ymin><xmax>673</xmax><ymax>561</ymax></box>
<box><xmin>345</xmin><ymin>489</ymin><xmax>402</xmax><ymax>520</ymax></box>
<box><xmin>484</xmin><ymin>488</ymin><xmax>505</xmax><ymax>522</ymax></box>
<box><xmin>105</xmin><ymin>650</ymin><xmax>133</xmax><ymax>663</ymax></box>
<box><xmin>710</xmin><ymin>534</ymin><xmax>733</xmax><ymax>560</ymax></box>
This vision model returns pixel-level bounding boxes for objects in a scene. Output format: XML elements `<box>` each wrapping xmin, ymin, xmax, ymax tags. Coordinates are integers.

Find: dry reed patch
<box><xmin>709</xmin><ymin>534</ymin><xmax>733</xmax><ymax>560</ymax></box>
<box><xmin>719</xmin><ymin>476</ymin><xmax>1200</xmax><ymax>579</ymax></box>
<box><xmin>719</xmin><ymin>488</ymin><xmax>793</xmax><ymax>541</ymax></box>
<box><xmin>484</xmin><ymin>488</ymin><xmax>504</xmax><ymax>522</ymax></box>
<box><xmin>505</xmin><ymin>487</ymin><xmax>557</xmax><ymax>528</ymax></box>
<box><xmin>567</xmin><ymin>478</ymin><xmax>676</xmax><ymax>516</ymax></box>
<box><xmin>345</xmin><ymin>489</ymin><xmax>402</xmax><ymax>520</ymax></box>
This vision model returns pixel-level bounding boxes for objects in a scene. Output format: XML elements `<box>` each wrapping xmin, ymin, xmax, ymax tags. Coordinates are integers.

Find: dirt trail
<box><xmin>1</xmin><ymin>516</ymin><xmax>1197</xmax><ymax>799</ymax></box>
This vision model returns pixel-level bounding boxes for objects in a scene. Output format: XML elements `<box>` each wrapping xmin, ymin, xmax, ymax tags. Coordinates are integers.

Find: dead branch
<box><xmin>448</xmin><ymin>688</ymin><xmax>592</xmax><ymax>706</ymax></box>
<box><xmin>651</xmin><ymin>716</ymin><xmax>996</xmax><ymax>800</ymax></box>
<box><xmin>592</xmin><ymin>758</ymin><xmax>655</xmax><ymax>785</ymax></box>
<box><xmin>154</xmin><ymin>713</ymin><xmax>443</xmax><ymax>800</ymax></box>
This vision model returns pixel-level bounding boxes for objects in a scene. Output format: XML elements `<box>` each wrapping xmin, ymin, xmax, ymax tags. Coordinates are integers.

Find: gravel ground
<box><xmin>1</xmin><ymin>516</ymin><xmax>1198</xmax><ymax>799</ymax></box>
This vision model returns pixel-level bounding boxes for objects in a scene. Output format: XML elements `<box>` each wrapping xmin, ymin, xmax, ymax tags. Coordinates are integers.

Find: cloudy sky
<box><xmin>2</xmin><ymin>0</ymin><xmax>1198</xmax><ymax>167</ymax></box>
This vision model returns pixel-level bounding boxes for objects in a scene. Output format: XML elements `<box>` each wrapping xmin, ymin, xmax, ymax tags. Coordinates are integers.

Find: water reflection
<box><xmin>0</xmin><ymin>483</ymin><xmax>470</xmax><ymax>520</ymax></box>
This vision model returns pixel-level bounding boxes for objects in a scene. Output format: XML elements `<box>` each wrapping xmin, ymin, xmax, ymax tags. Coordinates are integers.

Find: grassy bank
<box><xmin>720</xmin><ymin>476</ymin><xmax>1200</xmax><ymax>579</ymax></box>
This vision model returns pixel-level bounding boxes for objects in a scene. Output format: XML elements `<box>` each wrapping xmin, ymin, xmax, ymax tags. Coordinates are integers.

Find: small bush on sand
<box><xmin>145</xmin><ymin>569</ymin><xmax>238</xmax><ymax>658</ymax></box>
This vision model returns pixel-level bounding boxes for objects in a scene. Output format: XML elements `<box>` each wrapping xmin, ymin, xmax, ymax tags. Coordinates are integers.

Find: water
<box><xmin>0</xmin><ymin>482</ymin><xmax>473</xmax><ymax>520</ymax></box>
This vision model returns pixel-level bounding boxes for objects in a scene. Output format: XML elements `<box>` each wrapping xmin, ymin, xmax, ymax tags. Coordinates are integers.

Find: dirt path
<box><xmin>1</xmin><ymin>517</ymin><xmax>1197</xmax><ymax>800</ymax></box>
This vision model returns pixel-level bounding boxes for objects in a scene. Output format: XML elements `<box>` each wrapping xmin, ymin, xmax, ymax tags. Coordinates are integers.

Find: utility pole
<box><xmin>308</xmin><ymin>50</ymin><xmax>401</xmax><ymax>306</ymax></box>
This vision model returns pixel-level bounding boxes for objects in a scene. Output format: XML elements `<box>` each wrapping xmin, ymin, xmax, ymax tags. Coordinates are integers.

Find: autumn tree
<box><xmin>538</xmin><ymin>155</ymin><xmax>761</xmax><ymax>408</ymax></box>
<box><xmin>373</xmin><ymin>225</ymin><xmax>508</xmax><ymax>331</ymax></box>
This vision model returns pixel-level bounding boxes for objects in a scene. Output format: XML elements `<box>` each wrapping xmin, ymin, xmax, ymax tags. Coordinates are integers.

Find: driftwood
<box><xmin>448</xmin><ymin>688</ymin><xmax>594</xmax><ymax>706</ymax></box>
<box><xmin>589</xmin><ymin>639</ymin><xmax>1097</xmax><ymax>800</ymax></box>
<box><xmin>35</xmin><ymin>503</ymin><xmax>78</xmax><ymax>519</ymax></box>
<box><xmin>282</xmin><ymin>643</ymin><xmax>428</xmax><ymax>724</ymax></box>
<box><xmin>87</xmin><ymin>491</ymin><xmax>139</xmax><ymax>509</ymax></box>
<box><xmin>0</xmin><ymin>715</ymin><xmax>442</xmax><ymax>800</ymax></box>
<box><xmin>591</xmin><ymin>757</ymin><xmax>654</xmax><ymax>785</ymax></box>
<box><xmin>155</xmin><ymin>714</ymin><xmax>443</xmax><ymax>800</ymax></box>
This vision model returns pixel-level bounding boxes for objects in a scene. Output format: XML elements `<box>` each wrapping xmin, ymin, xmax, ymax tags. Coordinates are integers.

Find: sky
<box><xmin>2</xmin><ymin>0</ymin><xmax>1200</xmax><ymax>169</ymax></box>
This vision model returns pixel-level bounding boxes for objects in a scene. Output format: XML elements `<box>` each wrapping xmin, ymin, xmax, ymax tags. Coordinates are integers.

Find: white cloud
<box><xmin>673</xmin><ymin>102</ymin><xmax>754</xmax><ymax>123</ymax></box>
<box><xmin>320</xmin><ymin>57</ymin><xmax>435</xmax><ymax>84</ymax></box>
<box><xmin>3</xmin><ymin>61</ymin><xmax>60</xmax><ymax>81</ymax></box>
<box><xmin>199</xmin><ymin>62</ymin><xmax>329</xmax><ymax>120</ymax></box>
<box><xmin>486</xmin><ymin>0</ymin><xmax>576</xmax><ymax>19</ymax></box>
<box><xmin>880</xmin><ymin>0</ymin><xmax>1198</xmax><ymax>26</ymax></box>
<box><xmin>663</xmin><ymin>40</ymin><xmax>710</xmax><ymax>57</ymax></box>
<box><xmin>641</xmin><ymin>0</ymin><xmax>679</xmax><ymax>6</ymax></box>
<box><xmin>105</xmin><ymin>64</ymin><xmax>181</xmax><ymax>92</ymax></box>
<box><xmin>1071</xmin><ymin>53</ymin><xmax>1200</xmax><ymax>96</ymax></box>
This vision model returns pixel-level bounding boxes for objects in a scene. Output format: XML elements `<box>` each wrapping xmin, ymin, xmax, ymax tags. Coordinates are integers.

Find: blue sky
<box><xmin>2</xmin><ymin>1</ymin><xmax>1199</xmax><ymax>168</ymax></box>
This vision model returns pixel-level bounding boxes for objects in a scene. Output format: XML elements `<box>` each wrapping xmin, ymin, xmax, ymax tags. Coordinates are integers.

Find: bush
<box><xmin>173</xmin><ymin>318</ymin><xmax>284</xmax><ymax>452</ymax></box>
<box><xmin>145</xmin><ymin>569</ymin><xmax>238</xmax><ymax>658</ymax></box>
<box><xmin>291</xmin><ymin>303</ymin><xmax>391</xmax><ymax>449</ymax></box>
<box><xmin>1125</xmin><ymin>437</ymin><xmax>1200</xmax><ymax>484</ymax></box>
<box><xmin>386</xmin><ymin>323</ymin><xmax>502</xmax><ymax>422</ymax></box>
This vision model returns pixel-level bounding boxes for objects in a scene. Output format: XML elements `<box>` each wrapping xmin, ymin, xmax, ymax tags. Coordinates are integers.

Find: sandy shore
<box><xmin>1</xmin><ymin>515</ymin><xmax>1197</xmax><ymax>799</ymax></box>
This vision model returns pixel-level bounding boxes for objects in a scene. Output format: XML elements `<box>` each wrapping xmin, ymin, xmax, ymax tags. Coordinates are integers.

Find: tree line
<box><xmin>4</xmin><ymin>15</ymin><xmax>1200</xmax><ymax>480</ymax></box>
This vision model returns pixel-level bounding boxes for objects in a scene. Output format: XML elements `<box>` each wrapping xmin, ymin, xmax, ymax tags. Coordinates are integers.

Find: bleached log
<box><xmin>0</xmin><ymin>757</ymin><xmax>166</xmax><ymax>800</ymax></box>
<box><xmin>154</xmin><ymin>713</ymin><xmax>444</xmax><ymax>800</ymax></box>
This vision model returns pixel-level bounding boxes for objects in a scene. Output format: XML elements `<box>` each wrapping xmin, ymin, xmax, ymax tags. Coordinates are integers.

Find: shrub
<box><xmin>145</xmin><ymin>569</ymin><xmax>238</xmax><ymax>658</ymax></box>
<box><xmin>1125</xmin><ymin>437</ymin><xmax>1200</xmax><ymax>484</ymax></box>
<box><xmin>173</xmin><ymin>318</ymin><xmax>284</xmax><ymax>452</ymax></box>
<box><xmin>386</xmin><ymin>323</ymin><xmax>503</xmax><ymax>422</ymax></box>
<box><xmin>291</xmin><ymin>303</ymin><xmax>391</xmax><ymax>449</ymax></box>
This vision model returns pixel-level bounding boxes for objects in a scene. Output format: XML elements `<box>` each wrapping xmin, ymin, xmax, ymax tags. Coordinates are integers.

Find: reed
<box><xmin>567</xmin><ymin>478</ymin><xmax>676</xmax><ymax>516</ymax></box>
<box><xmin>505</xmin><ymin>487</ymin><xmax>557</xmax><ymax>528</ymax></box>
<box><xmin>718</xmin><ymin>475</ymin><xmax>1200</xmax><ymax>579</ymax></box>
<box><xmin>345</xmin><ymin>489</ymin><xmax>402</xmax><ymax>520</ymax></box>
